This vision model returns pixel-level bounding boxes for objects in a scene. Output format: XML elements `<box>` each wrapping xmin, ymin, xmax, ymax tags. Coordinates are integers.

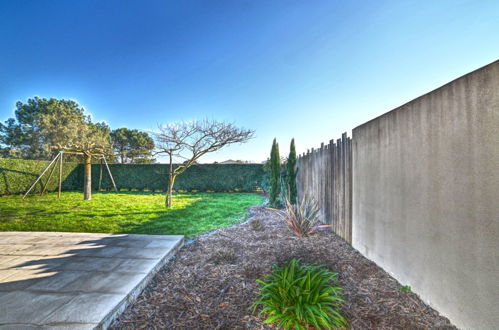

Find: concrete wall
<box><xmin>352</xmin><ymin>60</ymin><xmax>499</xmax><ymax>330</ymax></box>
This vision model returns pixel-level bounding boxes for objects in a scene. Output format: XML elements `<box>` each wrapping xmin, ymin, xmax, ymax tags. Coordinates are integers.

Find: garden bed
<box><xmin>111</xmin><ymin>206</ymin><xmax>456</xmax><ymax>329</ymax></box>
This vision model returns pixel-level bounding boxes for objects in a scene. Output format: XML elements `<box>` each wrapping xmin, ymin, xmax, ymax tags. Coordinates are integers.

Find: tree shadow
<box><xmin>115</xmin><ymin>196</ymin><xmax>254</xmax><ymax>238</ymax></box>
<box><xmin>1</xmin><ymin>192</ymin><xmax>260</xmax><ymax>239</ymax></box>
<box><xmin>0</xmin><ymin>235</ymin><xmax>117</xmax><ymax>292</ymax></box>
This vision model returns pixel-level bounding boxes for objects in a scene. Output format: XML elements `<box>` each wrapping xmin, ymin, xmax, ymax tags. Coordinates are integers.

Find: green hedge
<box><xmin>0</xmin><ymin>158</ymin><xmax>265</xmax><ymax>195</ymax></box>
<box><xmin>0</xmin><ymin>158</ymin><xmax>81</xmax><ymax>195</ymax></box>
<box><xmin>93</xmin><ymin>163</ymin><xmax>265</xmax><ymax>192</ymax></box>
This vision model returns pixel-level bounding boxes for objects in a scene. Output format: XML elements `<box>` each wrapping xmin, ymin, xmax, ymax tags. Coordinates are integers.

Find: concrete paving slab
<box><xmin>0</xmin><ymin>256</ymin><xmax>21</xmax><ymax>267</ymax></box>
<box><xmin>113</xmin><ymin>246</ymin><xmax>178</xmax><ymax>259</ymax></box>
<box><xmin>60</xmin><ymin>271</ymin><xmax>146</xmax><ymax>294</ymax></box>
<box><xmin>42</xmin><ymin>293</ymin><xmax>124</xmax><ymax>324</ymax></box>
<box><xmin>111</xmin><ymin>258</ymin><xmax>158</xmax><ymax>273</ymax></box>
<box><xmin>0</xmin><ymin>268</ymin><xmax>19</xmax><ymax>281</ymax></box>
<box><xmin>0</xmin><ymin>244</ymin><xmax>33</xmax><ymax>255</ymax></box>
<box><xmin>1</xmin><ymin>255</ymin><xmax>68</xmax><ymax>270</ymax></box>
<box><xmin>56</xmin><ymin>256</ymin><xmax>124</xmax><ymax>272</ymax></box>
<box><xmin>0</xmin><ymin>291</ymin><xmax>76</xmax><ymax>324</ymax></box>
<box><xmin>0</xmin><ymin>325</ymin><xmax>95</xmax><ymax>330</ymax></box>
<box><xmin>26</xmin><ymin>271</ymin><xmax>89</xmax><ymax>292</ymax></box>
<box><xmin>0</xmin><ymin>232</ymin><xmax>183</xmax><ymax>329</ymax></box>
<box><xmin>1</xmin><ymin>269</ymin><xmax>59</xmax><ymax>291</ymax></box>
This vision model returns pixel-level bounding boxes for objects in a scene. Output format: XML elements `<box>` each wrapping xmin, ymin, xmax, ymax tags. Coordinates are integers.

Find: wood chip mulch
<box><xmin>111</xmin><ymin>206</ymin><xmax>457</xmax><ymax>329</ymax></box>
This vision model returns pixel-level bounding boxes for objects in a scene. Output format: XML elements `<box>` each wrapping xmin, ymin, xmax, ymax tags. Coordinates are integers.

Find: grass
<box><xmin>0</xmin><ymin>192</ymin><xmax>264</xmax><ymax>238</ymax></box>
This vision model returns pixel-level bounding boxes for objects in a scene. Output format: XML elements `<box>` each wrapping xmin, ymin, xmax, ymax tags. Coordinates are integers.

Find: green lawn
<box><xmin>0</xmin><ymin>192</ymin><xmax>264</xmax><ymax>238</ymax></box>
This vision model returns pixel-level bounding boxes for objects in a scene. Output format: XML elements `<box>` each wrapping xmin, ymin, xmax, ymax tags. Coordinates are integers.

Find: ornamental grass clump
<box><xmin>279</xmin><ymin>195</ymin><xmax>329</xmax><ymax>237</ymax></box>
<box><xmin>253</xmin><ymin>258</ymin><xmax>348</xmax><ymax>329</ymax></box>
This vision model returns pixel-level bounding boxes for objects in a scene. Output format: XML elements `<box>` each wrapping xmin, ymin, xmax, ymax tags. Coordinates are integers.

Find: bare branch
<box><xmin>154</xmin><ymin>119</ymin><xmax>254</xmax><ymax>207</ymax></box>
<box><xmin>155</xmin><ymin>119</ymin><xmax>254</xmax><ymax>163</ymax></box>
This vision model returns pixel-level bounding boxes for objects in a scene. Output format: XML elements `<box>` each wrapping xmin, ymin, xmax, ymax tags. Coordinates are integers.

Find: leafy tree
<box><xmin>39</xmin><ymin>105</ymin><xmax>112</xmax><ymax>200</ymax></box>
<box><xmin>0</xmin><ymin>96</ymin><xmax>114</xmax><ymax>200</ymax></box>
<box><xmin>269</xmin><ymin>138</ymin><xmax>281</xmax><ymax>208</ymax></box>
<box><xmin>287</xmin><ymin>138</ymin><xmax>297</xmax><ymax>204</ymax></box>
<box><xmin>155</xmin><ymin>119</ymin><xmax>254</xmax><ymax>208</ymax></box>
<box><xmin>0</xmin><ymin>97</ymin><xmax>88</xmax><ymax>159</ymax></box>
<box><xmin>111</xmin><ymin>128</ymin><xmax>155</xmax><ymax>163</ymax></box>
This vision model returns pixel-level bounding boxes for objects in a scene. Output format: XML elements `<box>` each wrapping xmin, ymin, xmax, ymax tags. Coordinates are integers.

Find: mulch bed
<box><xmin>111</xmin><ymin>206</ymin><xmax>457</xmax><ymax>329</ymax></box>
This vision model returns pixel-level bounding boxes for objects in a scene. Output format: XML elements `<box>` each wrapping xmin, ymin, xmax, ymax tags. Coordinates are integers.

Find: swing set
<box><xmin>23</xmin><ymin>150</ymin><xmax>117</xmax><ymax>199</ymax></box>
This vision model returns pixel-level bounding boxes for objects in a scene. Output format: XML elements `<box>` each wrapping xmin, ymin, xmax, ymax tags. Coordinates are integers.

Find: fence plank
<box><xmin>296</xmin><ymin>133</ymin><xmax>352</xmax><ymax>243</ymax></box>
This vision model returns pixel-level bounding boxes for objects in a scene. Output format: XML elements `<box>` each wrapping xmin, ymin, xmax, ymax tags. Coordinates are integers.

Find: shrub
<box><xmin>279</xmin><ymin>195</ymin><xmax>329</xmax><ymax>237</ymax></box>
<box><xmin>269</xmin><ymin>139</ymin><xmax>281</xmax><ymax>208</ymax></box>
<box><xmin>253</xmin><ymin>258</ymin><xmax>348</xmax><ymax>329</ymax></box>
<box><xmin>287</xmin><ymin>138</ymin><xmax>297</xmax><ymax>204</ymax></box>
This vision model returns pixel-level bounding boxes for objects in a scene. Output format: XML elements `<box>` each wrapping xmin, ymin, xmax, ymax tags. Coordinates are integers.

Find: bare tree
<box><xmin>155</xmin><ymin>119</ymin><xmax>254</xmax><ymax>208</ymax></box>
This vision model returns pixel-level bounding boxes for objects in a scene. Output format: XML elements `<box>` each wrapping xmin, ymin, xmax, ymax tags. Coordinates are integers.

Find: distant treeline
<box><xmin>0</xmin><ymin>97</ymin><xmax>155</xmax><ymax>163</ymax></box>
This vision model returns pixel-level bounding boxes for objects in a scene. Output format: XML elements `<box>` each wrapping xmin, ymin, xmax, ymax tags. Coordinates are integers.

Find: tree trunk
<box><xmin>166</xmin><ymin>175</ymin><xmax>176</xmax><ymax>208</ymax></box>
<box><xmin>83</xmin><ymin>153</ymin><xmax>92</xmax><ymax>200</ymax></box>
<box><xmin>166</xmin><ymin>154</ymin><xmax>174</xmax><ymax>208</ymax></box>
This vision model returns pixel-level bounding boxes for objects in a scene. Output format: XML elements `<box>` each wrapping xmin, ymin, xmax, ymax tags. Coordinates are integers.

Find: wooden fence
<box><xmin>296</xmin><ymin>133</ymin><xmax>353</xmax><ymax>243</ymax></box>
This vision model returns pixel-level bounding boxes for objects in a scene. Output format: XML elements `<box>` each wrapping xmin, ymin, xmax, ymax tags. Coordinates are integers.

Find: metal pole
<box><xmin>58</xmin><ymin>151</ymin><xmax>63</xmax><ymax>198</ymax></box>
<box><xmin>23</xmin><ymin>153</ymin><xmax>61</xmax><ymax>199</ymax></box>
<box><xmin>102</xmin><ymin>156</ymin><xmax>118</xmax><ymax>192</ymax></box>
<box><xmin>98</xmin><ymin>157</ymin><xmax>103</xmax><ymax>191</ymax></box>
<box><xmin>41</xmin><ymin>153</ymin><xmax>59</xmax><ymax>195</ymax></box>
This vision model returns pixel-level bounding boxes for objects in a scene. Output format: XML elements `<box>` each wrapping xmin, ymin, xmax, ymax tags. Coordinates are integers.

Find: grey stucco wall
<box><xmin>352</xmin><ymin>60</ymin><xmax>499</xmax><ymax>330</ymax></box>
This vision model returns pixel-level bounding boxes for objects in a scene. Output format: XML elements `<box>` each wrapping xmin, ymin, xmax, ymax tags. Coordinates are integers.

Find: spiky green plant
<box><xmin>278</xmin><ymin>194</ymin><xmax>330</xmax><ymax>237</ymax></box>
<box><xmin>253</xmin><ymin>259</ymin><xmax>348</xmax><ymax>329</ymax></box>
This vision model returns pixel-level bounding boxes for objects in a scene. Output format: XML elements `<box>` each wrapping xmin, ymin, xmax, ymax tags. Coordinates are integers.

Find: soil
<box><xmin>111</xmin><ymin>206</ymin><xmax>457</xmax><ymax>329</ymax></box>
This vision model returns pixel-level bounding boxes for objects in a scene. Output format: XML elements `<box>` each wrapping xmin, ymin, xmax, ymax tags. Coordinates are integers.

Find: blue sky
<box><xmin>1</xmin><ymin>0</ymin><xmax>498</xmax><ymax>163</ymax></box>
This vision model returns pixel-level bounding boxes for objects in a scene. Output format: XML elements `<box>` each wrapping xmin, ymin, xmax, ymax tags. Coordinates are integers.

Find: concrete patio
<box><xmin>0</xmin><ymin>231</ymin><xmax>183</xmax><ymax>329</ymax></box>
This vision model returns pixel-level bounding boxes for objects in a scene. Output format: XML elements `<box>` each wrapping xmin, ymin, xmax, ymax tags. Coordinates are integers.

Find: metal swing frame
<box><xmin>22</xmin><ymin>151</ymin><xmax>117</xmax><ymax>199</ymax></box>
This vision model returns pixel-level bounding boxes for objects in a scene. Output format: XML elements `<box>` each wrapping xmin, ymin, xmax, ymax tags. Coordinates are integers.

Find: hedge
<box><xmin>92</xmin><ymin>163</ymin><xmax>265</xmax><ymax>192</ymax></box>
<box><xmin>0</xmin><ymin>158</ymin><xmax>81</xmax><ymax>195</ymax></box>
<box><xmin>0</xmin><ymin>158</ymin><xmax>265</xmax><ymax>195</ymax></box>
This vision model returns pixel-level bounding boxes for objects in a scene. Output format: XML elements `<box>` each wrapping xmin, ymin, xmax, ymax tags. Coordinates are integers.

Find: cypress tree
<box><xmin>287</xmin><ymin>138</ymin><xmax>297</xmax><ymax>204</ymax></box>
<box><xmin>269</xmin><ymin>138</ymin><xmax>281</xmax><ymax>207</ymax></box>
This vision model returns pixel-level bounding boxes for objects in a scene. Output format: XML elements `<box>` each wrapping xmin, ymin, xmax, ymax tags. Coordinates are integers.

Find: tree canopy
<box><xmin>40</xmin><ymin>111</ymin><xmax>112</xmax><ymax>155</ymax></box>
<box><xmin>1</xmin><ymin>97</ymin><xmax>154</xmax><ymax>164</ymax></box>
<box><xmin>0</xmin><ymin>97</ymin><xmax>98</xmax><ymax>159</ymax></box>
<box><xmin>111</xmin><ymin>128</ymin><xmax>155</xmax><ymax>163</ymax></box>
